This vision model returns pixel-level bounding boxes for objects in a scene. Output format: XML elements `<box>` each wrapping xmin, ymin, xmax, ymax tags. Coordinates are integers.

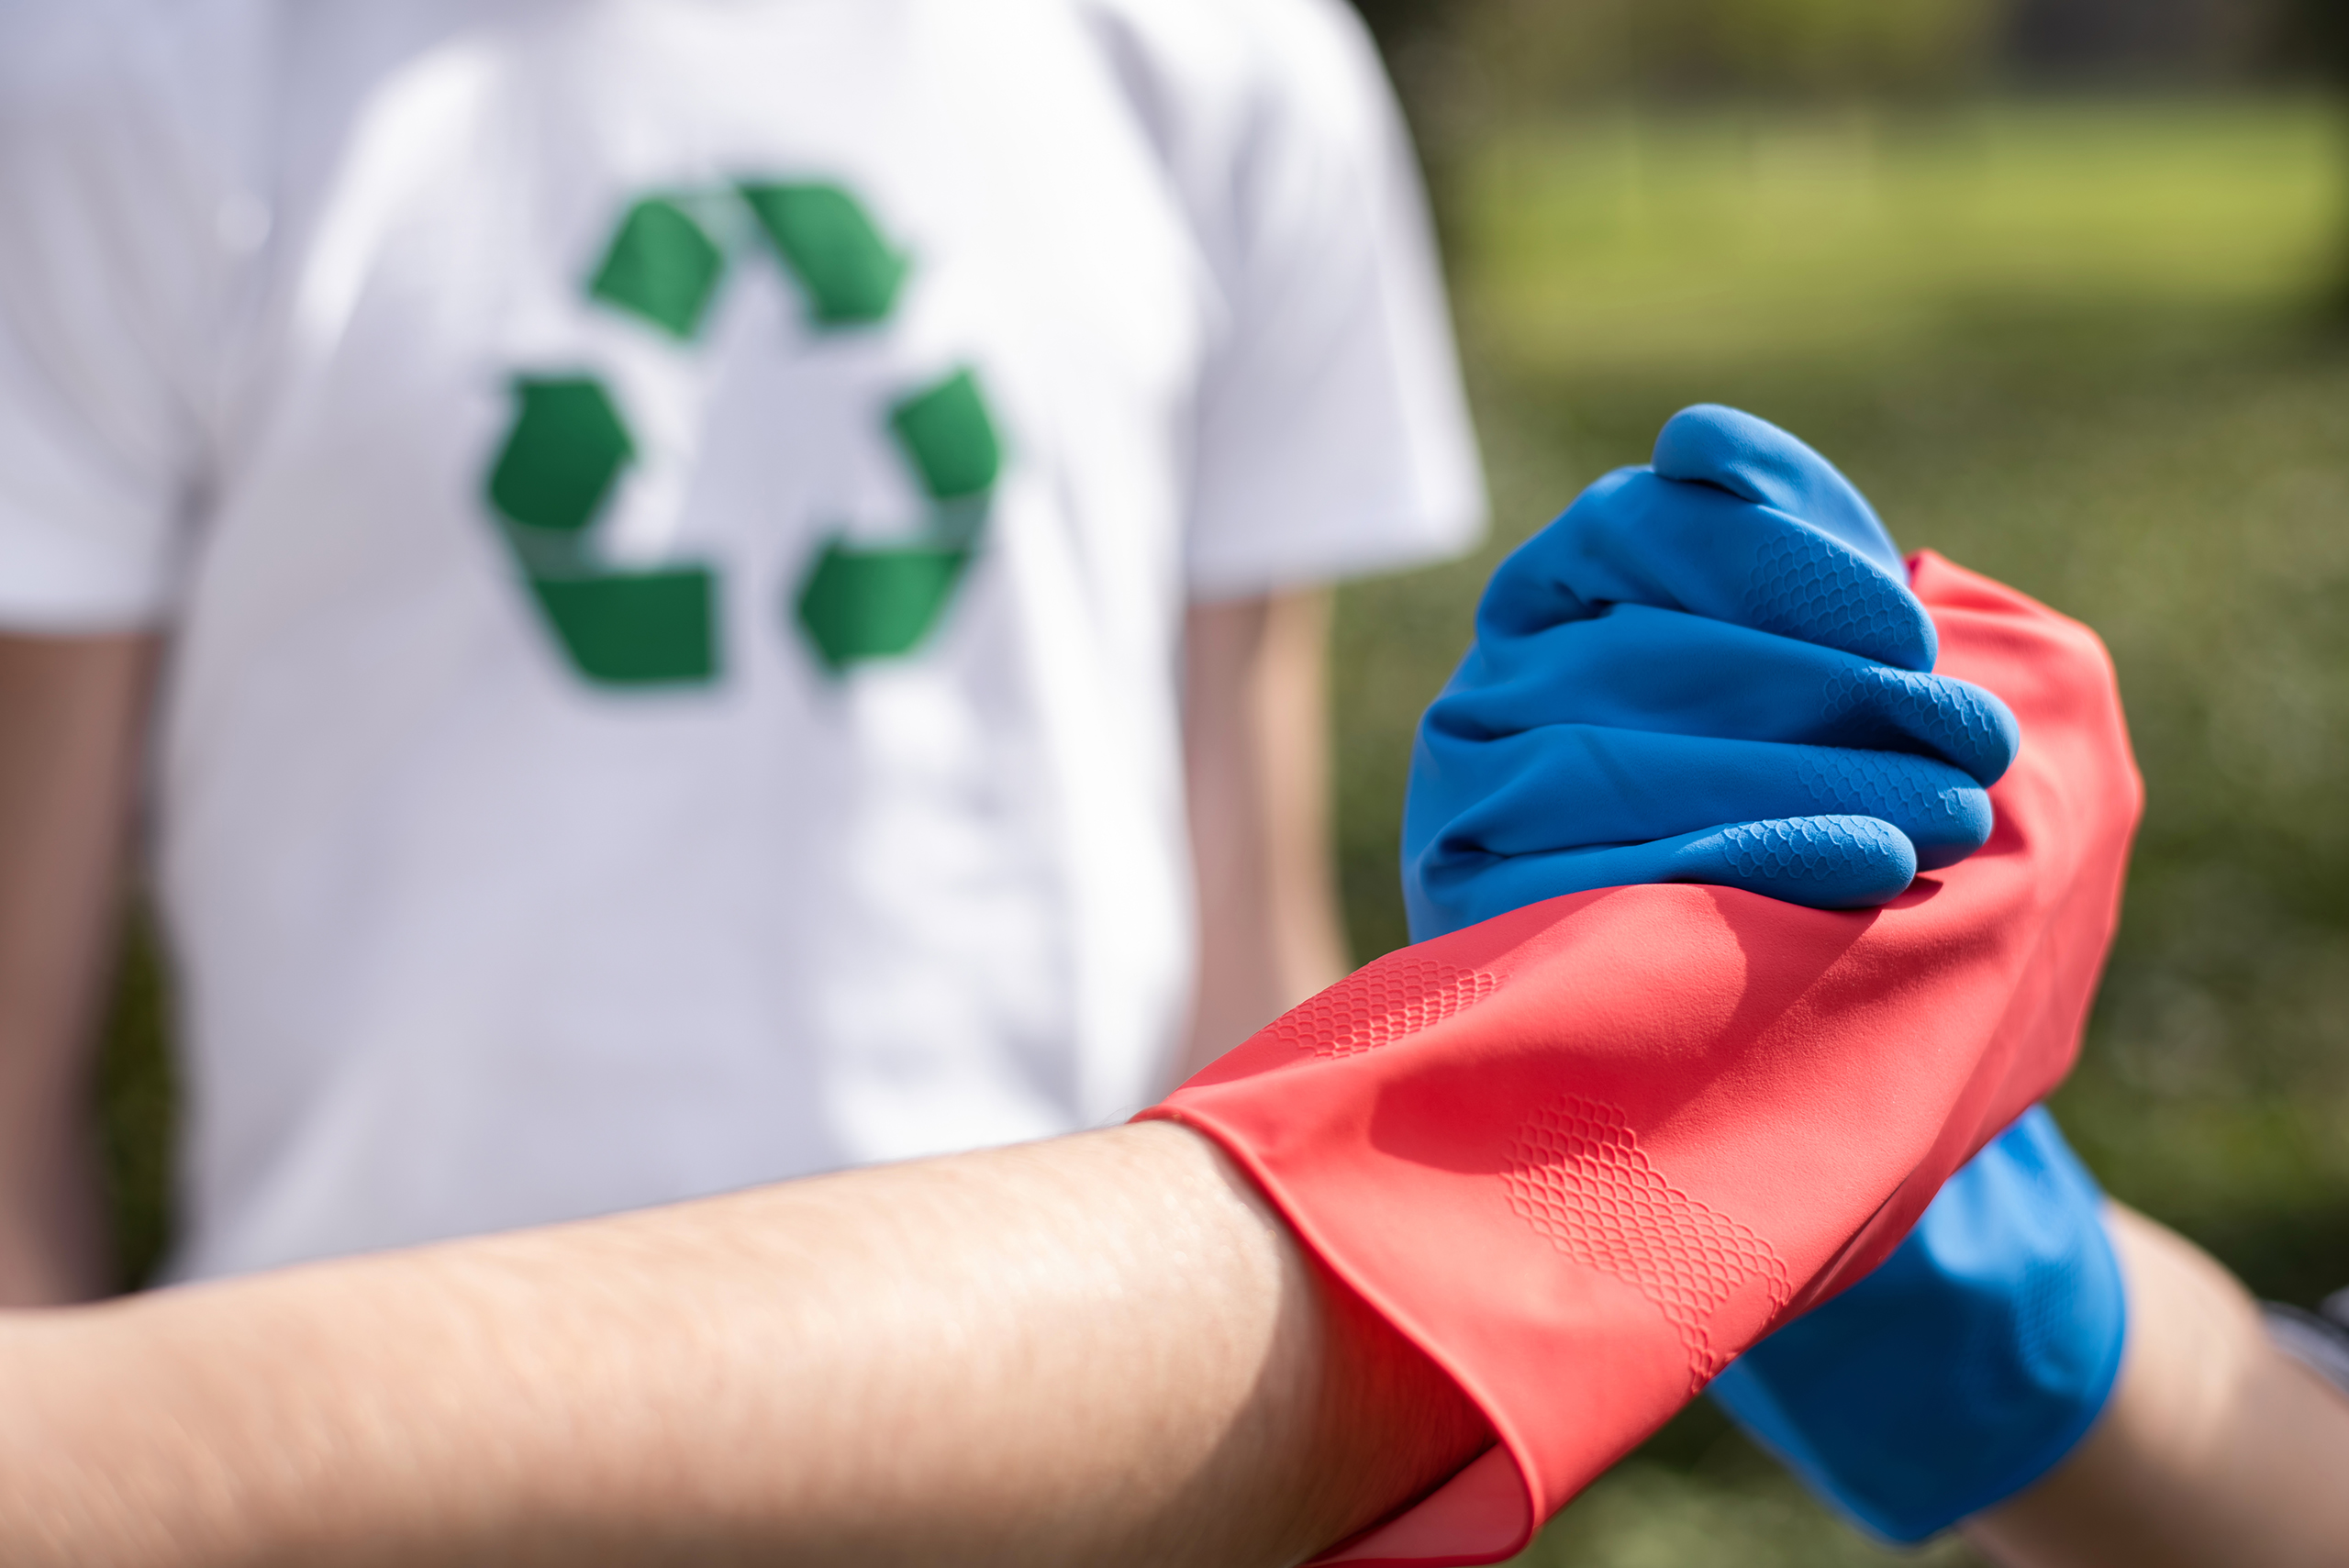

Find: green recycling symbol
<box><xmin>484</xmin><ymin>182</ymin><xmax>1002</xmax><ymax>685</ymax></box>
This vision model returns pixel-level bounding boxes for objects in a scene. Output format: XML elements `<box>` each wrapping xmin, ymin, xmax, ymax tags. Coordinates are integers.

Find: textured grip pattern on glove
<box><xmin>1710</xmin><ymin>817</ymin><xmax>1909</xmax><ymax>889</ymax></box>
<box><xmin>1743</xmin><ymin>526</ymin><xmax>1920</xmax><ymax>668</ymax></box>
<box><xmin>1789</xmin><ymin>752</ymin><xmax>1987</xmax><ymax>869</ymax></box>
<box><xmin>1506</xmin><ymin>1096</ymin><xmax>1794</xmax><ymax>1394</ymax></box>
<box><xmin>1970</xmin><ymin>1264</ymin><xmax>2070</xmax><ymax>1392</ymax></box>
<box><xmin>1267</xmin><ymin>952</ymin><xmax>1501</xmax><ymax>1059</ymax></box>
<box><xmin>1816</xmin><ymin>663</ymin><xmax>2017</xmax><ymax>784</ymax></box>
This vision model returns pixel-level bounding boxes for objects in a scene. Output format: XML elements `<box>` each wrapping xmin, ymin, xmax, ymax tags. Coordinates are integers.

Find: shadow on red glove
<box><xmin>1137</xmin><ymin>554</ymin><xmax>2142</xmax><ymax>1566</ymax></box>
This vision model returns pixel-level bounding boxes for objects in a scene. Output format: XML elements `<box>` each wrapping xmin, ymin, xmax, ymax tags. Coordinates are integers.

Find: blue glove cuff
<box><xmin>1707</xmin><ymin>1106</ymin><xmax>2126</xmax><ymax>1542</ymax></box>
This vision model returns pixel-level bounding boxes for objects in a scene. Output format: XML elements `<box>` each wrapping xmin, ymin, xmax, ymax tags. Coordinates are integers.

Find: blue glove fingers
<box><xmin>1811</xmin><ymin>662</ymin><xmax>2018</xmax><ymax>788</ymax></box>
<box><xmin>1411</xmin><ymin>815</ymin><xmax>1917</xmax><ymax>933</ymax></box>
<box><xmin>1476</xmin><ymin>464</ymin><xmax>1936</xmax><ymax>672</ymax></box>
<box><xmin>1709</xmin><ymin>1107</ymin><xmax>2126</xmax><ymax>1544</ymax></box>
<box><xmin>1415</xmin><ymin>727</ymin><xmax>1991</xmax><ymax>868</ymax></box>
<box><xmin>1671</xmin><ymin>816</ymin><xmax>1919</xmax><ymax>908</ymax></box>
<box><xmin>1652</xmin><ymin>404</ymin><xmax>1905</xmax><ymax>580</ymax></box>
<box><xmin>1398</xmin><ymin>406</ymin><xmax>1987</xmax><ymax>947</ymax></box>
<box><xmin>1439</xmin><ymin>606</ymin><xmax>2018</xmax><ymax>786</ymax></box>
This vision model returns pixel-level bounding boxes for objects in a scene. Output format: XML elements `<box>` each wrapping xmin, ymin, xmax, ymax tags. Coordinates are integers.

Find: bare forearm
<box><xmin>0</xmin><ymin>633</ymin><xmax>154</xmax><ymax>1305</ymax></box>
<box><xmin>0</xmin><ymin>1123</ymin><xmax>1486</xmax><ymax>1567</ymax></box>
<box><xmin>1179</xmin><ymin>591</ymin><xmax>1349</xmax><ymax>1083</ymax></box>
<box><xmin>1967</xmin><ymin>1204</ymin><xmax>2349</xmax><ymax>1568</ymax></box>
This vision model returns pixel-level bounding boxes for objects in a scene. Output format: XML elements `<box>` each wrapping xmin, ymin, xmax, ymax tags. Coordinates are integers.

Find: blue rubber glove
<box><xmin>1709</xmin><ymin>1107</ymin><xmax>2127</xmax><ymax>1542</ymax></box>
<box><xmin>1403</xmin><ymin>404</ymin><xmax>2019</xmax><ymax>941</ymax></box>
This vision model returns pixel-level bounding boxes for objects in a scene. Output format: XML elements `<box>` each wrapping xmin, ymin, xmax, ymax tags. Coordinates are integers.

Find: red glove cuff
<box><xmin>1138</xmin><ymin>554</ymin><xmax>2142</xmax><ymax>1564</ymax></box>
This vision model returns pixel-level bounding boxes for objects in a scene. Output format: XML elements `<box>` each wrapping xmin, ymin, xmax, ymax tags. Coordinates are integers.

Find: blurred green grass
<box><xmin>1460</xmin><ymin>97</ymin><xmax>2346</xmax><ymax>375</ymax></box>
<box><xmin>1332</xmin><ymin>94</ymin><xmax>2349</xmax><ymax>1565</ymax></box>
<box><xmin>91</xmin><ymin>89</ymin><xmax>2349</xmax><ymax>1568</ymax></box>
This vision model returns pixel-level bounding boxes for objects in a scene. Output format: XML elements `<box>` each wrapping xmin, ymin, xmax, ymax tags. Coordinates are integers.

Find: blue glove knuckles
<box><xmin>1709</xmin><ymin>1108</ymin><xmax>2127</xmax><ymax>1543</ymax></box>
<box><xmin>1408</xmin><ymin>813</ymin><xmax>1920</xmax><ymax>934</ymax></box>
<box><xmin>1436</xmin><ymin>606</ymin><xmax>2016</xmax><ymax>785</ymax></box>
<box><xmin>1478</xmin><ymin>416</ymin><xmax>1933</xmax><ymax>672</ymax></box>
<box><xmin>1403</xmin><ymin>405</ymin><xmax>2020</xmax><ymax>942</ymax></box>
<box><xmin>1407</xmin><ymin>728</ymin><xmax>1988</xmax><ymax>932</ymax></box>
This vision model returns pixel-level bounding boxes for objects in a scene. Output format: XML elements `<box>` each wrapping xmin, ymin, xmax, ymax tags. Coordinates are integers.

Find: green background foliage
<box><xmin>1438</xmin><ymin>0</ymin><xmax>2002</xmax><ymax>107</ymax></box>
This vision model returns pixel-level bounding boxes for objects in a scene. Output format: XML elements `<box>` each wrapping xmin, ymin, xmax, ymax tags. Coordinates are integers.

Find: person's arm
<box><xmin>1966</xmin><ymin>1203</ymin><xmax>2349</xmax><ymax>1568</ymax></box>
<box><xmin>1178</xmin><ymin>589</ymin><xmax>1351</xmax><ymax>1083</ymax></box>
<box><xmin>0</xmin><ymin>631</ymin><xmax>155</xmax><ymax>1305</ymax></box>
<box><xmin>0</xmin><ymin>1121</ymin><xmax>1488</xmax><ymax>1567</ymax></box>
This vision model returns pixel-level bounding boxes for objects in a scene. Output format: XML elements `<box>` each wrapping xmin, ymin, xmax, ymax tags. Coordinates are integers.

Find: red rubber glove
<box><xmin>1138</xmin><ymin>554</ymin><xmax>2140</xmax><ymax>1566</ymax></box>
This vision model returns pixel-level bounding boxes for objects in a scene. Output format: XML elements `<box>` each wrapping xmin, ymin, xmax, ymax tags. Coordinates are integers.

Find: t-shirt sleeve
<box><xmin>1097</xmin><ymin>0</ymin><xmax>1486</xmax><ymax>601</ymax></box>
<box><xmin>0</xmin><ymin>15</ymin><xmax>213</xmax><ymax>632</ymax></box>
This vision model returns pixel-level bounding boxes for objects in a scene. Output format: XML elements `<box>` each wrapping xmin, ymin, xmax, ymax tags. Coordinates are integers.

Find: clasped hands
<box><xmin>1404</xmin><ymin>402</ymin><xmax>2017</xmax><ymax>940</ymax></box>
<box><xmin>1398</xmin><ymin>403</ymin><xmax>2120</xmax><ymax>1547</ymax></box>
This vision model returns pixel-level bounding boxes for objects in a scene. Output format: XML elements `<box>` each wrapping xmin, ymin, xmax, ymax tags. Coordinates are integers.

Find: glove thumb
<box><xmin>1653</xmin><ymin>405</ymin><xmax>1906</xmax><ymax>583</ymax></box>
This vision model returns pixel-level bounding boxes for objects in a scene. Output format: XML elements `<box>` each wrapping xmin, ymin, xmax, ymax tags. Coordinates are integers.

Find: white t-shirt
<box><xmin>0</xmin><ymin>0</ymin><xmax>1483</xmax><ymax>1280</ymax></box>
